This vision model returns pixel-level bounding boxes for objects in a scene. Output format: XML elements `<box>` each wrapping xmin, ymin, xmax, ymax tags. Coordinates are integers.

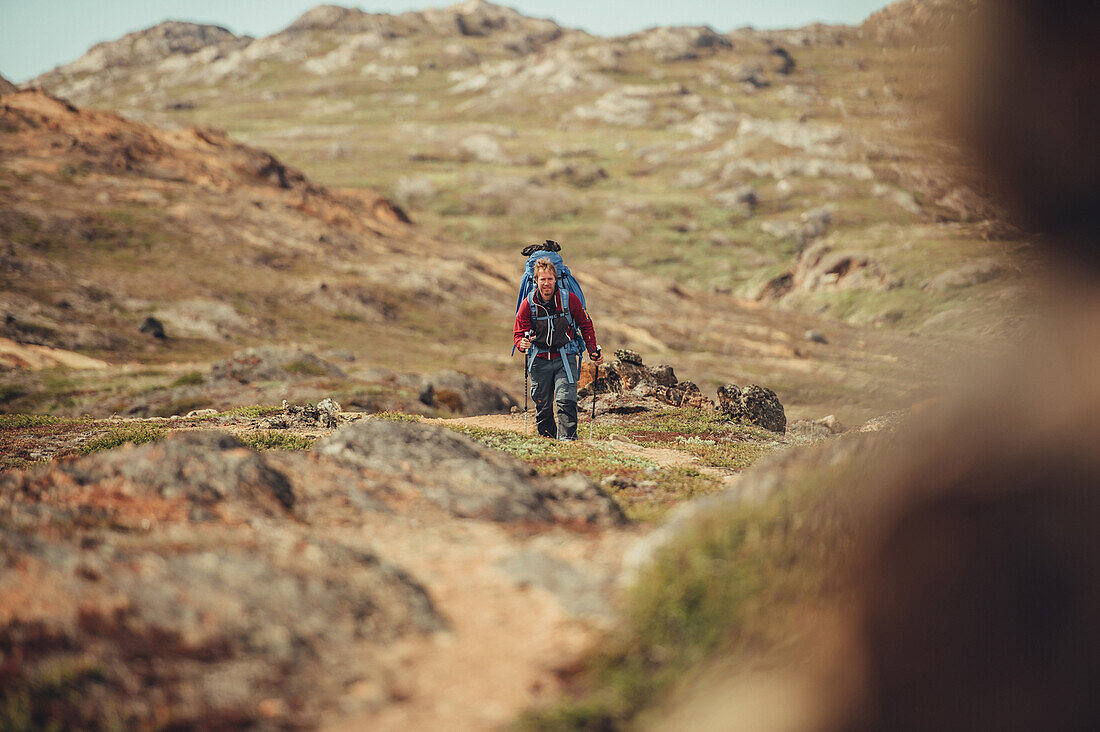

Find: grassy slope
<box><xmin>67</xmin><ymin>24</ymin><xmax>1030</xmax><ymax>341</ymax></box>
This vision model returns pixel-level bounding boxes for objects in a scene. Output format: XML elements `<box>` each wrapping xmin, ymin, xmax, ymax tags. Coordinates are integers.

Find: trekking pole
<box><xmin>523</xmin><ymin>330</ymin><xmax>533</xmax><ymax>435</ymax></box>
<box><xmin>590</xmin><ymin>345</ymin><xmax>601</xmax><ymax>439</ymax></box>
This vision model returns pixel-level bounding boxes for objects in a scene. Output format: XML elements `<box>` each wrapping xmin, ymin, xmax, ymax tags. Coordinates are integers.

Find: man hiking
<box><xmin>514</xmin><ymin>256</ymin><xmax>604</xmax><ymax>440</ymax></box>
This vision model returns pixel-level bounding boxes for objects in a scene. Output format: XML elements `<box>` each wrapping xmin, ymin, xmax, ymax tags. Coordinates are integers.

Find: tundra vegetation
<box><xmin>0</xmin><ymin>0</ymin><xmax>1040</xmax><ymax>727</ymax></box>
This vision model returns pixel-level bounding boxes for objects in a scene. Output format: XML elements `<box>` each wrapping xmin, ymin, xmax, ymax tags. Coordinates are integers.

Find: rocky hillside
<box><xmin>0</xmin><ymin>86</ymin><xmax>960</xmax><ymax>425</ymax></box>
<box><xmin>29</xmin><ymin>0</ymin><xmax>1030</xmax><ymax>336</ymax></box>
<box><xmin>0</xmin><ymin>415</ymin><xmax>631</xmax><ymax>729</ymax></box>
<box><xmin>862</xmin><ymin>0</ymin><xmax>978</xmax><ymax>43</ymax></box>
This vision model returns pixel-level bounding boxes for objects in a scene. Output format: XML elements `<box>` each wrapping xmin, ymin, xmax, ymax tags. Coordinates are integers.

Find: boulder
<box><xmin>616</xmin><ymin>348</ymin><xmax>643</xmax><ymax>365</ymax></box>
<box><xmin>788</xmin><ymin>414</ymin><xmax>845</xmax><ymax>442</ymax></box>
<box><xmin>1</xmin><ymin>431</ymin><xmax>295</xmax><ymax>525</ymax></box>
<box><xmin>314</xmin><ymin>420</ymin><xmax>625</xmax><ymax>525</ymax></box>
<box><xmin>209</xmin><ymin>347</ymin><xmax>346</xmax><ymax>384</ymax></box>
<box><xmin>0</xmin><ymin>516</ymin><xmax>441</xmax><ymax>729</ymax></box>
<box><xmin>770</xmin><ymin>46</ymin><xmax>796</xmax><ymax>74</ymax></box>
<box><xmin>418</xmin><ymin>370</ymin><xmax>518</xmax><ymax>416</ymax></box>
<box><xmin>139</xmin><ymin>315</ymin><xmax>166</xmax><ymax>339</ymax></box>
<box><xmin>716</xmin><ymin>383</ymin><xmax>787</xmax><ymax>433</ymax></box>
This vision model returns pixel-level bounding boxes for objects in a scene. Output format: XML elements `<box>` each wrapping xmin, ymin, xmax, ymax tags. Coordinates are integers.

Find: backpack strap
<box><xmin>559</xmin><ymin>347</ymin><xmax>575</xmax><ymax>382</ymax></box>
<box><xmin>562</xmin><ymin>290</ymin><xmax>587</xmax><ymax>358</ymax></box>
<box><xmin>557</xmin><ymin>290</ymin><xmax>580</xmax><ymax>383</ymax></box>
<box><xmin>526</xmin><ymin>290</ymin><xmax>545</xmax><ymax>369</ymax></box>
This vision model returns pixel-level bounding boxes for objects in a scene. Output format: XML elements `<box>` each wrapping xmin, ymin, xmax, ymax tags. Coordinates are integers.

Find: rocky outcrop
<box><xmin>0</xmin><ymin>431</ymin><xmax>443</xmax><ymax>728</ymax></box>
<box><xmin>788</xmin><ymin>414</ymin><xmax>845</xmax><ymax>442</ymax></box>
<box><xmin>580</xmin><ymin>349</ymin><xmax>714</xmax><ymax>414</ymax></box>
<box><xmin>261</xmin><ymin>397</ymin><xmax>346</xmax><ymax>429</ymax></box>
<box><xmin>315</xmin><ymin>419</ymin><xmax>625</xmax><ymax>525</ymax></box>
<box><xmin>717</xmin><ymin>384</ymin><xmax>788</xmax><ymax>434</ymax></box>
<box><xmin>209</xmin><ymin>347</ymin><xmax>347</xmax><ymax>384</ymax></box>
<box><xmin>283</xmin><ymin>0</ymin><xmax>562</xmax><ymax>46</ymax></box>
<box><xmin>0</xmin><ymin>74</ymin><xmax>16</xmax><ymax>94</ymax></box>
<box><xmin>756</xmin><ymin>238</ymin><xmax>899</xmax><ymax>303</ymax></box>
<box><xmin>625</xmin><ymin>26</ymin><xmax>732</xmax><ymax>62</ymax></box>
<box><xmin>138</xmin><ymin>315</ymin><xmax>166</xmax><ymax>339</ymax></box>
<box><xmin>34</xmin><ymin>21</ymin><xmax>250</xmax><ymax>83</ymax></box>
<box><xmin>2</xmin><ymin>431</ymin><xmax>295</xmax><ymax>523</ymax></box>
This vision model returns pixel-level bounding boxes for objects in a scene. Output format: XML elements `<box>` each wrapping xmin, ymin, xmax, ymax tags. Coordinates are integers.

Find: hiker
<box><xmin>514</xmin><ymin>256</ymin><xmax>604</xmax><ymax>440</ymax></box>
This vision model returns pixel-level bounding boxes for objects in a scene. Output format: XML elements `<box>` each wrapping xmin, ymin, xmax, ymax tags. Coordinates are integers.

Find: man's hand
<box><xmin>518</xmin><ymin>336</ymin><xmax>532</xmax><ymax>352</ymax></box>
<box><xmin>590</xmin><ymin>346</ymin><xmax>604</xmax><ymax>366</ymax></box>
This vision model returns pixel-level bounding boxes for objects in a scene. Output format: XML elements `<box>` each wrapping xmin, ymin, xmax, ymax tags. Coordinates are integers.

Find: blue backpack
<box><xmin>513</xmin><ymin>242</ymin><xmax>588</xmax><ymax>382</ymax></box>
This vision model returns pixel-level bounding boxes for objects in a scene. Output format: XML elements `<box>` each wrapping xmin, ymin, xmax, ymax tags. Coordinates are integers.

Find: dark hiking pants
<box><xmin>530</xmin><ymin>353</ymin><xmax>579</xmax><ymax>440</ymax></box>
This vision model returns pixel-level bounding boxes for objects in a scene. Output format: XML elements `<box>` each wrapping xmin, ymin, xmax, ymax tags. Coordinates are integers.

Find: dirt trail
<box><xmin>322</xmin><ymin>413</ymin><xmax>729</xmax><ymax>730</ymax></box>
<box><xmin>323</xmin><ymin>515</ymin><xmax>637</xmax><ymax>731</ymax></box>
<box><xmin>428</xmin><ymin>412</ymin><xmax>739</xmax><ymax>482</ymax></box>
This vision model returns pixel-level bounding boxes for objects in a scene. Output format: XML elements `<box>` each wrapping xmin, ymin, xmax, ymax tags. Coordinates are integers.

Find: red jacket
<box><xmin>514</xmin><ymin>289</ymin><xmax>598</xmax><ymax>358</ymax></box>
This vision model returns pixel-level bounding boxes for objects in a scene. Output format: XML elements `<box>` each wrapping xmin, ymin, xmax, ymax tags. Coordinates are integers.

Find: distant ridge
<box><xmin>32</xmin><ymin>20</ymin><xmax>250</xmax><ymax>82</ymax></box>
<box><xmin>280</xmin><ymin>0</ymin><xmax>563</xmax><ymax>40</ymax></box>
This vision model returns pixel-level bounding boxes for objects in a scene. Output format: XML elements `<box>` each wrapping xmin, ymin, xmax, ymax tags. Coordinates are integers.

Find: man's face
<box><xmin>536</xmin><ymin>270</ymin><xmax>557</xmax><ymax>299</ymax></box>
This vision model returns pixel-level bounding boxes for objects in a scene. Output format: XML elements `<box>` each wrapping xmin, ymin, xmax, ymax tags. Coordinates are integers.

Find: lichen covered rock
<box><xmin>717</xmin><ymin>383</ymin><xmax>787</xmax><ymax>433</ymax></box>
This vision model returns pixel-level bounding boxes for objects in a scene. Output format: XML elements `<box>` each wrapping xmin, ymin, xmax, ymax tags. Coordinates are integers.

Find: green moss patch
<box><xmin>78</xmin><ymin>424</ymin><xmax>167</xmax><ymax>454</ymax></box>
<box><xmin>238</xmin><ymin>431</ymin><xmax>316</xmax><ymax>451</ymax></box>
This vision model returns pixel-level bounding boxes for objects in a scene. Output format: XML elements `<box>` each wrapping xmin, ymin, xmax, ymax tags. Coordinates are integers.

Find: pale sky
<box><xmin>0</xmin><ymin>0</ymin><xmax>892</xmax><ymax>83</ymax></box>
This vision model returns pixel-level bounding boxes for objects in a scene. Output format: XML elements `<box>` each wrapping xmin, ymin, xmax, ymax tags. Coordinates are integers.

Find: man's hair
<box><xmin>533</xmin><ymin>257</ymin><xmax>557</xmax><ymax>279</ymax></box>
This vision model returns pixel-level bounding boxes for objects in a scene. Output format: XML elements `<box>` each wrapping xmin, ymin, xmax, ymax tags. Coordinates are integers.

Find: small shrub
<box><xmin>1</xmin><ymin>457</ymin><xmax>46</xmax><ymax>471</ymax></box>
<box><xmin>0</xmin><ymin>414</ymin><xmax>82</xmax><ymax>429</ymax></box>
<box><xmin>79</xmin><ymin>424</ymin><xmax>166</xmax><ymax>454</ymax></box>
<box><xmin>239</xmin><ymin>431</ymin><xmax>315</xmax><ymax>451</ymax></box>
<box><xmin>375</xmin><ymin>411</ymin><xmax>421</xmax><ymax>422</ymax></box>
<box><xmin>221</xmin><ymin>405</ymin><xmax>282</xmax><ymax>418</ymax></box>
<box><xmin>170</xmin><ymin>371</ymin><xmax>204</xmax><ymax>387</ymax></box>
